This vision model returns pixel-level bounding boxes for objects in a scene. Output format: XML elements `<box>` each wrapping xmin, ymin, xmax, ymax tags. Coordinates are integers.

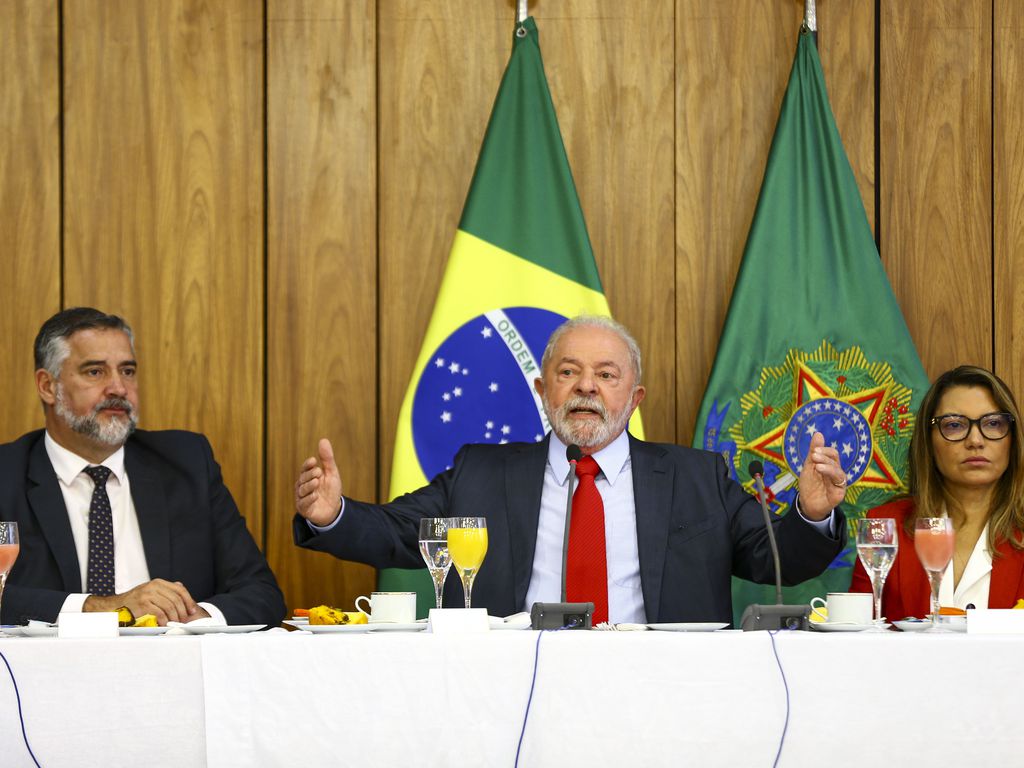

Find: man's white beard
<box><xmin>54</xmin><ymin>384</ymin><xmax>138</xmax><ymax>447</ymax></box>
<box><xmin>543</xmin><ymin>392</ymin><xmax>633</xmax><ymax>451</ymax></box>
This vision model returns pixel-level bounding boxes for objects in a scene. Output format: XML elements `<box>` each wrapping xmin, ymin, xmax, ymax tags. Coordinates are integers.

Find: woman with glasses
<box><xmin>850</xmin><ymin>366</ymin><xmax>1024</xmax><ymax>617</ymax></box>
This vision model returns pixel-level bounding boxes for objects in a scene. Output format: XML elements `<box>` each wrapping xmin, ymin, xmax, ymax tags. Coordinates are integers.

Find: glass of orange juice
<box><xmin>0</xmin><ymin>522</ymin><xmax>19</xmax><ymax>632</ymax></box>
<box><xmin>446</xmin><ymin>517</ymin><xmax>487</xmax><ymax>609</ymax></box>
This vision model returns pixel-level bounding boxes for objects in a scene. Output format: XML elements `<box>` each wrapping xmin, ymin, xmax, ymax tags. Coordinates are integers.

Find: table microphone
<box><xmin>739</xmin><ymin>460</ymin><xmax>811</xmax><ymax>631</ymax></box>
<box><xmin>529</xmin><ymin>444</ymin><xmax>594</xmax><ymax>631</ymax></box>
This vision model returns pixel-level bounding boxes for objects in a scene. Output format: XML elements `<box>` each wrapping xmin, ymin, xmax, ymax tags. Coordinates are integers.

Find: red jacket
<box><xmin>849</xmin><ymin>498</ymin><xmax>1024</xmax><ymax>618</ymax></box>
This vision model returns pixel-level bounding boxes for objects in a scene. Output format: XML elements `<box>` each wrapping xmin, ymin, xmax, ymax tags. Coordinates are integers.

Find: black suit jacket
<box><xmin>0</xmin><ymin>429</ymin><xmax>285</xmax><ymax>626</ymax></box>
<box><xmin>294</xmin><ymin>435</ymin><xmax>846</xmax><ymax>624</ymax></box>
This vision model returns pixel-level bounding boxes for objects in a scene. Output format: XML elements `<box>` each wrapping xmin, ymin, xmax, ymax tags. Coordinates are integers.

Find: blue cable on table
<box><xmin>0</xmin><ymin>648</ymin><xmax>42</xmax><ymax>767</ymax></box>
<box><xmin>767</xmin><ymin>629</ymin><xmax>793</xmax><ymax>768</ymax></box>
<box><xmin>514</xmin><ymin>628</ymin><xmax>547</xmax><ymax>767</ymax></box>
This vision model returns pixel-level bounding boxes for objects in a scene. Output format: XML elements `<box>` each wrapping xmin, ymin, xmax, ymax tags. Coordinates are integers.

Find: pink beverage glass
<box><xmin>914</xmin><ymin>517</ymin><xmax>954</xmax><ymax>626</ymax></box>
<box><xmin>0</xmin><ymin>522</ymin><xmax>19</xmax><ymax>632</ymax></box>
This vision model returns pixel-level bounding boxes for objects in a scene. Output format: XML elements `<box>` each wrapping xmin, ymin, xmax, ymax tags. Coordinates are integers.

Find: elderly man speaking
<box><xmin>294</xmin><ymin>315</ymin><xmax>847</xmax><ymax>625</ymax></box>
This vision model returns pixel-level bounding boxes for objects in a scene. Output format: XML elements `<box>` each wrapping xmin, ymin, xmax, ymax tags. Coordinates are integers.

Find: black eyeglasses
<box><xmin>930</xmin><ymin>412</ymin><xmax>1015</xmax><ymax>442</ymax></box>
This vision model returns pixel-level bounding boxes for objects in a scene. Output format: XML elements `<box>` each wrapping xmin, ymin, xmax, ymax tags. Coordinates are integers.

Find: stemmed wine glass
<box><xmin>914</xmin><ymin>517</ymin><xmax>955</xmax><ymax>629</ymax></box>
<box><xmin>0</xmin><ymin>522</ymin><xmax>20</xmax><ymax>635</ymax></box>
<box><xmin>418</xmin><ymin>518</ymin><xmax>453</xmax><ymax>610</ymax></box>
<box><xmin>855</xmin><ymin>517</ymin><xmax>898</xmax><ymax>623</ymax></box>
<box><xmin>447</xmin><ymin>517</ymin><xmax>487</xmax><ymax>609</ymax></box>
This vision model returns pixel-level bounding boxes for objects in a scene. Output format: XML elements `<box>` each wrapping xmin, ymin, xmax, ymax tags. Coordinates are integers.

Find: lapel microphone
<box><xmin>739</xmin><ymin>460</ymin><xmax>811</xmax><ymax>631</ymax></box>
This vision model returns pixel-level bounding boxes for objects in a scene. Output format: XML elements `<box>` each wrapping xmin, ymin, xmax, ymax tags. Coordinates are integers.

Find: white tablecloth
<box><xmin>2</xmin><ymin>629</ymin><xmax>1023</xmax><ymax>767</ymax></box>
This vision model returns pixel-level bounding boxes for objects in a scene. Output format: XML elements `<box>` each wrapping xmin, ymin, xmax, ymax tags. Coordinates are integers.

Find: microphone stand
<box><xmin>739</xmin><ymin>462</ymin><xmax>811</xmax><ymax>631</ymax></box>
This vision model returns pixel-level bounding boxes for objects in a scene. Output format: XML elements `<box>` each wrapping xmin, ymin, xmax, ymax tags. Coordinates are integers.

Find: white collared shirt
<box><xmin>939</xmin><ymin>523</ymin><xmax>992</xmax><ymax>609</ymax></box>
<box><xmin>524</xmin><ymin>430</ymin><xmax>646</xmax><ymax>624</ymax></box>
<box><xmin>45</xmin><ymin>432</ymin><xmax>224</xmax><ymax>623</ymax></box>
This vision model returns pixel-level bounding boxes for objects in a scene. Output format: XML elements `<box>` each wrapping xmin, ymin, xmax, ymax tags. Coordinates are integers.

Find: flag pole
<box><xmin>517</xmin><ymin>0</ymin><xmax>529</xmax><ymax>36</ymax></box>
<box><xmin>803</xmin><ymin>0</ymin><xmax>818</xmax><ymax>45</ymax></box>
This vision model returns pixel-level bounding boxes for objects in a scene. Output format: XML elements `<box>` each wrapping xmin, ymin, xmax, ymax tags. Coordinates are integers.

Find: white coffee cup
<box><xmin>355</xmin><ymin>592</ymin><xmax>417</xmax><ymax>624</ymax></box>
<box><xmin>810</xmin><ymin>592</ymin><xmax>873</xmax><ymax>624</ymax></box>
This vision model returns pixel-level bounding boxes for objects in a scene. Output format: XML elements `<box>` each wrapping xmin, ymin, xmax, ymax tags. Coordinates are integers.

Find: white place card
<box><xmin>427</xmin><ymin>608</ymin><xmax>490</xmax><ymax>634</ymax></box>
<box><xmin>57</xmin><ymin>611</ymin><xmax>119</xmax><ymax>639</ymax></box>
<box><xmin>966</xmin><ymin>609</ymin><xmax>1024</xmax><ymax>634</ymax></box>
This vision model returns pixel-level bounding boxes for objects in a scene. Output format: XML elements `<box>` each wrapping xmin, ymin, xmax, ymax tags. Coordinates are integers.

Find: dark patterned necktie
<box><xmin>84</xmin><ymin>465</ymin><xmax>115</xmax><ymax>595</ymax></box>
<box><xmin>566</xmin><ymin>455</ymin><xmax>609</xmax><ymax>624</ymax></box>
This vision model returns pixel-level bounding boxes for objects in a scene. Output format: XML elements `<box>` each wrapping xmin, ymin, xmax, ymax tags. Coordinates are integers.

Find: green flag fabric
<box><xmin>692</xmin><ymin>30</ymin><xmax>929</xmax><ymax>625</ymax></box>
<box><xmin>379</xmin><ymin>17</ymin><xmax>641</xmax><ymax>616</ymax></box>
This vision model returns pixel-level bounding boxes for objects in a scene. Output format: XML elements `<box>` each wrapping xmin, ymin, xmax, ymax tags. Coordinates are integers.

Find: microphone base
<box><xmin>739</xmin><ymin>603</ymin><xmax>810</xmax><ymax>631</ymax></box>
<box><xmin>530</xmin><ymin>602</ymin><xmax>594</xmax><ymax>630</ymax></box>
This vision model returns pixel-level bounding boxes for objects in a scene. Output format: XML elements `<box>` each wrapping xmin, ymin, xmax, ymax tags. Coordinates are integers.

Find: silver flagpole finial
<box><xmin>804</xmin><ymin>0</ymin><xmax>817</xmax><ymax>32</ymax></box>
<box><xmin>517</xmin><ymin>0</ymin><xmax>528</xmax><ymax>23</ymax></box>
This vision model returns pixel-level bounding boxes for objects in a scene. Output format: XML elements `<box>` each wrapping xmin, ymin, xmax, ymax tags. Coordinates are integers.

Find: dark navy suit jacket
<box><xmin>0</xmin><ymin>429</ymin><xmax>285</xmax><ymax>626</ymax></box>
<box><xmin>294</xmin><ymin>434</ymin><xmax>846</xmax><ymax>624</ymax></box>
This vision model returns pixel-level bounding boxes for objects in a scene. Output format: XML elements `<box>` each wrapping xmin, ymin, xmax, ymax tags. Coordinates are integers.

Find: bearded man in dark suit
<box><xmin>0</xmin><ymin>307</ymin><xmax>284</xmax><ymax>627</ymax></box>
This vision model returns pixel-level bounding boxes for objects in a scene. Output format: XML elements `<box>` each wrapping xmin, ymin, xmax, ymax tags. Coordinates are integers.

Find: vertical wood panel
<box><xmin>63</xmin><ymin>0</ymin><xmax>265</xmax><ymax>537</ymax></box>
<box><xmin>881</xmin><ymin>1</ymin><xmax>992</xmax><ymax>378</ymax></box>
<box><xmin>537</xmin><ymin>0</ymin><xmax>676</xmax><ymax>443</ymax></box>
<box><xmin>0</xmin><ymin>0</ymin><xmax>60</xmax><ymax>440</ymax></box>
<box><xmin>995</xmin><ymin>1</ymin><xmax>1024</xmax><ymax>397</ymax></box>
<box><xmin>675</xmin><ymin>1</ymin><xmax>794</xmax><ymax>443</ymax></box>
<box><xmin>818</xmin><ymin>0</ymin><xmax>877</xmax><ymax>236</ymax></box>
<box><xmin>266</xmin><ymin>0</ymin><xmax>376</xmax><ymax>613</ymax></box>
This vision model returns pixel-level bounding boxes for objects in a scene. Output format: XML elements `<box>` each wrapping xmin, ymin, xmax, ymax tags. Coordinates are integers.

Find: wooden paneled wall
<box><xmin>2</xmin><ymin>0</ymin><xmax>1020</xmax><ymax>614</ymax></box>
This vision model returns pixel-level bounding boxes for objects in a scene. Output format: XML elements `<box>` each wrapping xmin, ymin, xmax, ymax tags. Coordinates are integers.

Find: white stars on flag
<box><xmin>441</xmin><ymin>411</ymin><xmax>452</xmax><ymax>423</ymax></box>
<box><xmin>449</xmin><ymin>362</ymin><xmax>460</xmax><ymax>374</ymax></box>
<box><xmin>481</xmin><ymin>326</ymin><xmax>493</xmax><ymax>338</ymax></box>
<box><xmin>501</xmin><ymin>425</ymin><xmax>511</xmax><ymax>435</ymax></box>
<box><xmin>453</xmin><ymin>387</ymin><xmax>462</xmax><ymax>397</ymax></box>
<box><xmin>434</xmin><ymin>357</ymin><xmax>445</xmax><ymax>368</ymax></box>
<box><xmin>489</xmin><ymin>382</ymin><xmax>499</xmax><ymax>392</ymax></box>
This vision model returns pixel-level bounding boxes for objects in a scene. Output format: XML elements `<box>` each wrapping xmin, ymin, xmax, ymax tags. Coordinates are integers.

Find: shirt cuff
<box><xmin>307</xmin><ymin>498</ymin><xmax>345</xmax><ymax>533</ymax></box>
<box><xmin>795</xmin><ymin>496</ymin><xmax>837</xmax><ymax>537</ymax></box>
<box><xmin>60</xmin><ymin>593</ymin><xmax>90</xmax><ymax>614</ymax></box>
<box><xmin>197</xmin><ymin>602</ymin><xmax>227</xmax><ymax>625</ymax></box>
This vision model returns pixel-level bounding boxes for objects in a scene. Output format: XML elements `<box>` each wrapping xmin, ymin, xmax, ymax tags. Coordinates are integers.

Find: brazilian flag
<box><xmin>692</xmin><ymin>29</ymin><xmax>929</xmax><ymax>625</ymax></box>
<box><xmin>380</xmin><ymin>16</ymin><xmax>641</xmax><ymax>614</ymax></box>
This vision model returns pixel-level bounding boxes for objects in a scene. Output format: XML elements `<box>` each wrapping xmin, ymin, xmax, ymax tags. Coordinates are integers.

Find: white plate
<box><xmin>646</xmin><ymin>622</ymin><xmax>728</xmax><ymax>632</ymax></box>
<box><xmin>19</xmin><ymin>623</ymin><xmax>58</xmax><ymax>638</ymax></box>
<box><xmin>367</xmin><ymin>622</ymin><xmax>429</xmax><ymax>632</ymax></box>
<box><xmin>298</xmin><ymin>623</ymin><xmax>371</xmax><ymax>634</ymax></box>
<box><xmin>810</xmin><ymin>621</ymin><xmax>890</xmax><ymax>632</ymax></box>
<box><xmin>289</xmin><ymin>617</ymin><xmax>309</xmax><ymax>624</ymax></box>
<box><xmin>182</xmin><ymin>624</ymin><xmax>267</xmax><ymax>635</ymax></box>
<box><xmin>119</xmin><ymin>626</ymin><xmax>170</xmax><ymax>636</ymax></box>
<box><xmin>892</xmin><ymin>619</ymin><xmax>931</xmax><ymax>632</ymax></box>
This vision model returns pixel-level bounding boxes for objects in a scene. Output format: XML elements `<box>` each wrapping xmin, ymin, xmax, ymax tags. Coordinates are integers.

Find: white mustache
<box><xmin>558</xmin><ymin>396</ymin><xmax>608</xmax><ymax>420</ymax></box>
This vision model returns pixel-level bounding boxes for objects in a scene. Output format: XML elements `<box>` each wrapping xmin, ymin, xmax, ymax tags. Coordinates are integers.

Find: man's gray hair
<box><xmin>34</xmin><ymin>307</ymin><xmax>134</xmax><ymax>377</ymax></box>
<box><xmin>540</xmin><ymin>314</ymin><xmax>642</xmax><ymax>383</ymax></box>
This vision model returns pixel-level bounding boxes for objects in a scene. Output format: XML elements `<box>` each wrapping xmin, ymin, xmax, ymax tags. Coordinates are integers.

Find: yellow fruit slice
<box><xmin>132</xmin><ymin>614</ymin><xmax>158</xmax><ymax>628</ymax></box>
<box><xmin>308</xmin><ymin>605</ymin><xmax>367</xmax><ymax>625</ymax></box>
<box><xmin>115</xmin><ymin>606</ymin><xmax>136</xmax><ymax>627</ymax></box>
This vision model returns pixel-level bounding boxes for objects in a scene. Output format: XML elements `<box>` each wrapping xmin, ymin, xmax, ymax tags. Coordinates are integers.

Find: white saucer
<box><xmin>367</xmin><ymin>622</ymin><xmax>428</xmax><ymax>632</ymax></box>
<box><xmin>298</xmin><ymin>623</ymin><xmax>371</xmax><ymax>633</ymax></box>
<box><xmin>182</xmin><ymin>624</ymin><xmax>267</xmax><ymax>635</ymax></box>
<box><xmin>810</xmin><ymin>621</ymin><xmax>889</xmax><ymax>632</ymax></box>
<box><xmin>892</xmin><ymin>619</ymin><xmax>931</xmax><ymax>632</ymax></box>
<box><xmin>119</xmin><ymin>626</ymin><xmax>170</xmax><ymax>636</ymax></box>
<box><xmin>646</xmin><ymin>622</ymin><xmax>729</xmax><ymax>632</ymax></box>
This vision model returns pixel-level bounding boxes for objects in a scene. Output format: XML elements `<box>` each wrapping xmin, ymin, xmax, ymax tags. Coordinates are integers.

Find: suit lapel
<box><xmin>125</xmin><ymin>440</ymin><xmax>172</xmax><ymax>579</ymax></box>
<box><xmin>26</xmin><ymin>438</ymin><xmax>82</xmax><ymax>591</ymax></box>
<box><xmin>630</xmin><ymin>435</ymin><xmax>671</xmax><ymax>622</ymax></box>
<box><xmin>989</xmin><ymin>540</ymin><xmax>1024</xmax><ymax>607</ymax></box>
<box><xmin>505</xmin><ymin>438</ymin><xmax>548</xmax><ymax>611</ymax></box>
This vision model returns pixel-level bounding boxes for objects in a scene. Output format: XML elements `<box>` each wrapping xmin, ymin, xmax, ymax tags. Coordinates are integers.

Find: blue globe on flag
<box><xmin>411</xmin><ymin>308</ymin><xmax>565</xmax><ymax>480</ymax></box>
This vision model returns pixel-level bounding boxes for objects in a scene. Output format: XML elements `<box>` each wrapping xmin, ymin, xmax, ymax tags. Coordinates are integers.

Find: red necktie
<box><xmin>566</xmin><ymin>455</ymin><xmax>608</xmax><ymax>624</ymax></box>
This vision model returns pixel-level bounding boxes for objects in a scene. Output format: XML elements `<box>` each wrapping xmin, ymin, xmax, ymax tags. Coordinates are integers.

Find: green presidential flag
<box><xmin>693</xmin><ymin>30</ymin><xmax>928</xmax><ymax>624</ymax></box>
<box><xmin>379</xmin><ymin>17</ymin><xmax>641</xmax><ymax>614</ymax></box>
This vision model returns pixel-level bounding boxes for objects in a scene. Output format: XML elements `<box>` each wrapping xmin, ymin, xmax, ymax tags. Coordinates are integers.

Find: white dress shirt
<box><xmin>45</xmin><ymin>432</ymin><xmax>224</xmax><ymax>623</ymax></box>
<box><xmin>525</xmin><ymin>430</ymin><xmax>646</xmax><ymax>623</ymax></box>
<box><xmin>939</xmin><ymin>522</ymin><xmax>992</xmax><ymax>609</ymax></box>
